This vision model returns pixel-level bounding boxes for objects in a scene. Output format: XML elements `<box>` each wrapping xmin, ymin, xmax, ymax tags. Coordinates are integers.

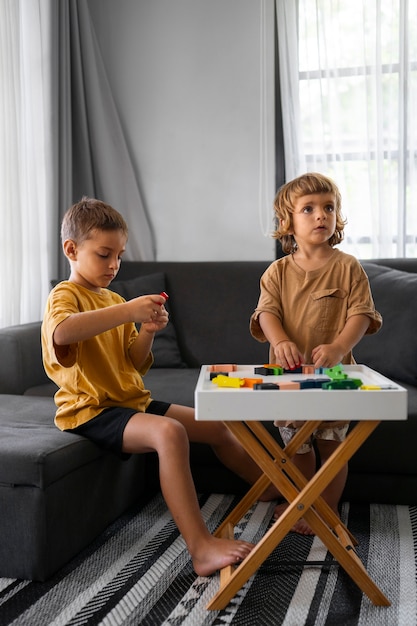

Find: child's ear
<box><xmin>280</xmin><ymin>218</ymin><xmax>293</xmax><ymax>235</ymax></box>
<box><xmin>63</xmin><ymin>239</ymin><xmax>77</xmax><ymax>260</ymax></box>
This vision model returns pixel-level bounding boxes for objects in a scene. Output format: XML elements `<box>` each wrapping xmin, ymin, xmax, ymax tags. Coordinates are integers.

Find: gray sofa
<box><xmin>1</xmin><ymin>258</ymin><xmax>416</xmax><ymax>581</ymax></box>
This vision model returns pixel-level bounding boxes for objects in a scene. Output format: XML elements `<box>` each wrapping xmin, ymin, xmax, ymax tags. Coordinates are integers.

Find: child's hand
<box><xmin>127</xmin><ymin>294</ymin><xmax>168</xmax><ymax>325</ymax></box>
<box><xmin>311</xmin><ymin>343</ymin><xmax>344</xmax><ymax>369</ymax></box>
<box><xmin>141</xmin><ymin>304</ymin><xmax>169</xmax><ymax>333</ymax></box>
<box><xmin>273</xmin><ymin>340</ymin><xmax>303</xmax><ymax>370</ymax></box>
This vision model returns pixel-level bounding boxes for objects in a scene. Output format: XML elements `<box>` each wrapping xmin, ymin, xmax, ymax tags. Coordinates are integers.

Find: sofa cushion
<box><xmin>0</xmin><ymin>395</ymin><xmax>106</xmax><ymax>487</ymax></box>
<box><xmin>110</xmin><ymin>273</ymin><xmax>186</xmax><ymax>368</ymax></box>
<box><xmin>355</xmin><ymin>262</ymin><xmax>417</xmax><ymax>386</ymax></box>
<box><xmin>143</xmin><ymin>368</ymin><xmax>200</xmax><ymax>407</ymax></box>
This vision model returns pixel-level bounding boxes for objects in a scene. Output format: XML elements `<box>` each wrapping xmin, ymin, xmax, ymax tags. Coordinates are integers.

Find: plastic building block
<box><xmin>361</xmin><ymin>384</ymin><xmax>396</xmax><ymax>390</ymax></box>
<box><xmin>323</xmin><ymin>365</ymin><xmax>347</xmax><ymax>380</ymax></box>
<box><xmin>254</xmin><ymin>367</ymin><xmax>275</xmax><ymax>376</ymax></box>
<box><xmin>211</xmin><ymin>375</ymin><xmax>243</xmax><ymax>388</ymax></box>
<box><xmin>242</xmin><ymin>378</ymin><xmax>263</xmax><ymax>388</ymax></box>
<box><xmin>283</xmin><ymin>366</ymin><xmax>303</xmax><ymax>374</ymax></box>
<box><xmin>322</xmin><ymin>379</ymin><xmax>359</xmax><ymax>390</ymax></box>
<box><xmin>298</xmin><ymin>379</ymin><xmax>320</xmax><ymax>389</ymax></box>
<box><xmin>210</xmin><ymin>372</ymin><xmax>229</xmax><ymax>380</ymax></box>
<box><xmin>277</xmin><ymin>381</ymin><xmax>300</xmax><ymax>390</ymax></box>
<box><xmin>209</xmin><ymin>364</ymin><xmax>237</xmax><ymax>373</ymax></box>
<box><xmin>302</xmin><ymin>365</ymin><xmax>315</xmax><ymax>374</ymax></box>
<box><xmin>263</xmin><ymin>364</ymin><xmax>284</xmax><ymax>375</ymax></box>
<box><xmin>160</xmin><ymin>291</ymin><xmax>169</xmax><ymax>300</ymax></box>
<box><xmin>253</xmin><ymin>383</ymin><xmax>280</xmax><ymax>390</ymax></box>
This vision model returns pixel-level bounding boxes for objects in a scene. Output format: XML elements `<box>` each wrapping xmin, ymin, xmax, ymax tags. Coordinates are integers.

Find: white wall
<box><xmin>87</xmin><ymin>0</ymin><xmax>276</xmax><ymax>261</ymax></box>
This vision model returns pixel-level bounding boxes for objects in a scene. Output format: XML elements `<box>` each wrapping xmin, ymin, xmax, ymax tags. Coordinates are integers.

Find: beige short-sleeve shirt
<box><xmin>250</xmin><ymin>249</ymin><xmax>382</xmax><ymax>365</ymax></box>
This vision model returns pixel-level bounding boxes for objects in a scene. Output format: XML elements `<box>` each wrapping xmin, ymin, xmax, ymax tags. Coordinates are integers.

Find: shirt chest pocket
<box><xmin>308</xmin><ymin>288</ymin><xmax>347</xmax><ymax>332</ymax></box>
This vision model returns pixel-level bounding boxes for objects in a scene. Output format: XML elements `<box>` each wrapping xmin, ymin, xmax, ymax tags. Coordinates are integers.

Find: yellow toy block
<box><xmin>212</xmin><ymin>375</ymin><xmax>244</xmax><ymax>388</ymax></box>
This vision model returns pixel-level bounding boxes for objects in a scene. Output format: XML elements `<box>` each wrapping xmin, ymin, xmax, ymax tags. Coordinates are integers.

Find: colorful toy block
<box><xmin>254</xmin><ymin>367</ymin><xmax>275</xmax><ymax>376</ymax></box>
<box><xmin>210</xmin><ymin>372</ymin><xmax>229</xmax><ymax>379</ymax></box>
<box><xmin>253</xmin><ymin>383</ymin><xmax>280</xmax><ymax>390</ymax></box>
<box><xmin>211</xmin><ymin>375</ymin><xmax>244</xmax><ymax>388</ymax></box>
<box><xmin>277</xmin><ymin>381</ymin><xmax>300</xmax><ymax>390</ymax></box>
<box><xmin>323</xmin><ymin>365</ymin><xmax>347</xmax><ymax>380</ymax></box>
<box><xmin>322</xmin><ymin>379</ymin><xmax>359</xmax><ymax>390</ymax></box>
<box><xmin>242</xmin><ymin>378</ymin><xmax>263</xmax><ymax>388</ymax></box>
<box><xmin>209</xmin><ymin>364</ymin><xmax>237</xmax><ymax>372</ymax></box>
<box><xmin>297</xmin><ymin>379</ymin><xmax>321</xmax><ymax>389</ymax></box>
<box><xmin>283</xmin><ymin>366</ymin><xmax>303</xmax><ymax>374</ymax></box>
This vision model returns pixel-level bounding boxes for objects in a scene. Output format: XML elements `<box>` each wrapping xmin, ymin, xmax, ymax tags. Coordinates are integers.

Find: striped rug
<box><xmin>0</xmin><ymin>493</ymin><xmax>416</xmax><ymax>625</ymax></box>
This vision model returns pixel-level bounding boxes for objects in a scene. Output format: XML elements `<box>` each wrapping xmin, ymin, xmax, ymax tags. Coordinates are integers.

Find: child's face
<box><xmin>287</xmin><ymin>192</ymin><xmax>337</xmax><ymax>249</ymax></box>
<box><xmin>65</xmin><ymin>228</ymin><xmax>127</xmax><ymax>291</ymax></box>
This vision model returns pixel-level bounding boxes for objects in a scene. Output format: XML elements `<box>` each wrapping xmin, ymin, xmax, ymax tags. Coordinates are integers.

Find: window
<box><xmin>279</xmin><ymin>0</ymin><xmax>417</xmax><ymax>258</ymax></box>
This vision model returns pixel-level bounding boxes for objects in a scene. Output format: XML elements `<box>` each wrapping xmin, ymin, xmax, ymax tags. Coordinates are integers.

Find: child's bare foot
<box><xmin>273</xmin><ymin>502</ymin><xmax>315</xmax><ymax>536</ymax></box>
<box><xmin>191</xmin><ymin>536</ymin><xmax>254</xmax><ymax>576</ymax></box>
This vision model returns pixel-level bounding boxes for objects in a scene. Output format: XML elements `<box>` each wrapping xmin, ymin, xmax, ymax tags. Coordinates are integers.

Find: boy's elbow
<box><xmin>53</xmin><ymin>321</ymin><xmax>69</xmax><ymax>346</ymax></box>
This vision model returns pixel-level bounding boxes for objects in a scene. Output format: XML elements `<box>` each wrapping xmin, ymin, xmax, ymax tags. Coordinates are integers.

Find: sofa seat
<box><xmin>0</xmin><ymin>394</ymin><xmax>147</xmax><ymax>581</ymax></box>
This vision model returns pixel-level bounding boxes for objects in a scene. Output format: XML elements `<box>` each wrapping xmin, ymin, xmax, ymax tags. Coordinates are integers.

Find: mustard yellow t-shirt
<box><xmin>250</xmin><ymin>250</ymin><xmax>382</xmax><ymax>364</ymax></box>
<box><xmin>42</xmin><ymin>281</ymin><xmax>153</xmax><ymax>430</ymax></box>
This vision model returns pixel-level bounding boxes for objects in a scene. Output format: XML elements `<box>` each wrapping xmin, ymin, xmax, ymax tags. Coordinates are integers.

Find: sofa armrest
<box><xmin>0</xmin><ymin>322</ymin><xmax>50</xmax><ymax>394</ymax></box>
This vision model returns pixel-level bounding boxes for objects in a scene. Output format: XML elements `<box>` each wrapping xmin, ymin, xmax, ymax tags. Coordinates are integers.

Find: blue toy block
<box><xmin>297</xmin><ymin>380</ymin><xmax>318</xmax><ymax>389</ymax></box>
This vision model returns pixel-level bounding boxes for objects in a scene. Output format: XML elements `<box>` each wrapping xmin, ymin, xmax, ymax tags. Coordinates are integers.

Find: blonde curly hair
<box><xmin>273</xmin><ymin>172</ymin><xmax>347</xmax><ymax>254</ymax></box>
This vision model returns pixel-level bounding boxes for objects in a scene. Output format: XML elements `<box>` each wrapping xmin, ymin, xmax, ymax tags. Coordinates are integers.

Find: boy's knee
<box><xmin>159</xmin><ymin>417</ymin><xmax>187</xmax><ymax>443</ymax></box>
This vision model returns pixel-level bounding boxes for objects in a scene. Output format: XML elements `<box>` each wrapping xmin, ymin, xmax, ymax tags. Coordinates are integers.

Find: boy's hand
<box><xmin>311</xmin><ymin>343</ymin><xmax>344</xmax><ymax>369</ymax></box>
<box><xmin>127</xmin><ymin>294</ymin><xmax>168</xmax><ymax>325</ymax></box>
<box><xmin>141</xmin><ymin>304</ymin><xmax>169</xmax><ymax>333</ymax></box>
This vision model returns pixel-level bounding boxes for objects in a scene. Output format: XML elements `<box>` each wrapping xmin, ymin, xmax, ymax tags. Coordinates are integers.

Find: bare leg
<box><xmin>273</xmin><ymin>441</ymin><xmax>348</xmax><ymax>535</ymax></box>
<box><xmin>122</xmin><ymin>411</ymin><xmax>254</xmax><ymax>576</ymax></box>
<box><xmin>315</xmin><ymin>439</ymin><xmax>348</xmax><ymax>514</ymax></box>
<box><xmin>166</xmin><ymin>404</ymin><xmax>280</xmax><ymax>501</ymax></box>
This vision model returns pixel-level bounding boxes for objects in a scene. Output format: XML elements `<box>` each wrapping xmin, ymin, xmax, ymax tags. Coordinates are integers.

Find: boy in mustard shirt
<box><xmin>43</xmin><ymin>197</ymin><xmax>273</xmax><ymax>575</ymax></box>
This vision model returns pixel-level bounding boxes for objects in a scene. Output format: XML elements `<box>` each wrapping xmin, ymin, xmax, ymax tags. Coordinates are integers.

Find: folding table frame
<box><xmin>194</xmin><ymin>365</ymin><xmax>407</xmax><ymax>611</ymax></box>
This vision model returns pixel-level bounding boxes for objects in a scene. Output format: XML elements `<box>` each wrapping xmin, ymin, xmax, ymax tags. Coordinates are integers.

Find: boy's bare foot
<box><xmin>191</xmin><ymin>536</ymin><xmax>254</xmax><ymax>577</ymax></box>
<box><xmin>273</xmin><ymin>502</ymin><xmax>314</xmax><ymax>536</ymax></box>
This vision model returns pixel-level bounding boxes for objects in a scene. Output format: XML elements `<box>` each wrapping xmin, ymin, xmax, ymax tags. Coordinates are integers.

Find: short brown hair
<box><xmin>273</xmin><ymin>172</ymin><xmax>346</xmax><ymax>253</ymax></box>
<box><xmin>61</xmin><ymin>197</ymin><xmax>128</xmax><ymax>244</ymax></box>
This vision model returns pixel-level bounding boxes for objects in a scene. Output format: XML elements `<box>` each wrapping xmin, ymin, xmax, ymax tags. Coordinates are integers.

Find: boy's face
<box><xmin>287</xmin><ymin>192</ymin><xmax>337</xmax><ymax>249</ymax></box>
<box><xmin>64</xmin><ymin>228</ymin><xmax>127</xmax><ymax>292</ymax></box>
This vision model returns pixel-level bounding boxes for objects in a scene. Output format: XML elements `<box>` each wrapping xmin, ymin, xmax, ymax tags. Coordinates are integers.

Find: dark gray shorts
<box><xmin>70</xmin><ymin>400</ymin><xmax>171</xmax><ymax>460</ymax></box>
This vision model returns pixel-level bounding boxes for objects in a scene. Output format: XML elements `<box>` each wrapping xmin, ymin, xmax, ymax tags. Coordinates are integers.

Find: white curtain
<box><xmin>277</xmin><ymin>0</ymin><xmax>417</xmax><ymax>259</ymax></box>
<box><xmin>0</xmin><ymin>0</ymin><xmax>56</xmax><ymax>327</ymax></box>
<box><xmin>0</xmin><ymin>0</ymin><xmax>156</xmax><ymax>328</ymax></box>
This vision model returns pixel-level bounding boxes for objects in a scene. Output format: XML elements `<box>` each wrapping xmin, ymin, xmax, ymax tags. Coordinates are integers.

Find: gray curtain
<box><xmin>56</xmin><ymin>1</ymin><xmax>155</xmax><ymax>279</ymax></box>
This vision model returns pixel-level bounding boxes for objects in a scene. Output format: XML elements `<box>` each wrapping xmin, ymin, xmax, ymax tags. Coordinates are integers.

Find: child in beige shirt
<box><xmin>250</xmin><ymin>172</ymin><xmax>382</xmax><ymax>534</ymax></box>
